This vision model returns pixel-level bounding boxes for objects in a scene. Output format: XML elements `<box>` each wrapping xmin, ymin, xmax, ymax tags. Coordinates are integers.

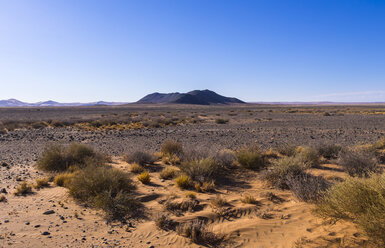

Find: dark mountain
<box><xmin>137</xmin><ymin>89</ymin><xmax>245</xmax><ymax>105</ymax></box>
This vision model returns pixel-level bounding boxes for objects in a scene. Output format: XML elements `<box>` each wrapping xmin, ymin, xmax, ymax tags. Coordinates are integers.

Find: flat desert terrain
<box><xmin>1</xmin><ymin>104</ymin><xmax>385</xmax><ymax>247</ymax></box>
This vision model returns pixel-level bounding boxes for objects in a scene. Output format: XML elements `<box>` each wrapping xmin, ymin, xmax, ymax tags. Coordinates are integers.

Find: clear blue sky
<box><xmin>1</xmin><ymin>0</ymin><xmax>385</xmax><ymax>102</ymax></box>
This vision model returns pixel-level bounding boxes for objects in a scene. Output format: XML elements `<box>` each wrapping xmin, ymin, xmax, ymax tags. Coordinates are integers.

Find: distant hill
<box><xmin>0</xmin><ymin>99</ymin><xmax>127</xmax><ymax>107</ymax></box>
<box><xmin>137</xmin><ymin>89</ymin><xmax>245</xmax><ymax>105</ymax></box>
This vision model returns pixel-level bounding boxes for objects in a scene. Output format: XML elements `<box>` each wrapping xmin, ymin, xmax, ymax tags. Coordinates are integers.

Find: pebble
<box><xmin>43</xmin><ymin>210</ymin><xmax>55</xmax><ymax>215</ymax></box>
<box><xmin>42</xmin><ymin>231</ymin><xmax>50</xmax><ymax>236</ymax></box>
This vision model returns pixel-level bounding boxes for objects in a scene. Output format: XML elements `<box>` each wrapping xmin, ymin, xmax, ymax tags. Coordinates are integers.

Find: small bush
<box><xmin>180</xmin><ymin>158</ymin><xmax>219</xmax><ymax>183</ymax></box>
<box><xmin>236</xmin><ymin>146</ymin><xmax>267</xmax><ymax>170</ymax></box>
<box><xmin>34</xmin><ymin>177</ymin><xmax>50</xmax><ymax>189</ymax></box>
<box><xmin>124</xmin><ymin>151</ymin><xmax>156</xmax><ymax>166</ymax></box>
<box><xmin>14</xmin><ymin>182</ymin><xmax>33</xmax><ymax>196</ymax></box>
<box><xmin>165</xmin><ymin>198</ymin><xmax>199</xmax><ymax>215</ymax></box>
<box><xmin>214</xmin><ymin>149</ymin><xmax>236</xmax><ymax>168</ymax></box>
<box><xmin>338</xmin><ymin>149</ymin><xmax>379</xmax><ymax>177</ymax></box>
<box><xmin>210</xmin><ymin>195</ymin><xmax>228</xmax><ymax>209</ymax></box>
<box><xmin>296</xmin><ymin>146</ymin><xmax>320</xmax><ymax>167</ymax></box>
<box><xmin>277</xmin><ymin>143</ymin><xmax>297</xmax><ymax>157</ymax></box>
<box><xmin>130</xmin><ymin>163</ymin><xmax>144</xmax><ymax>174</ymax></box>
<box><xmin>241</xmin><ymin>195</ymin><xmax>258</xmax><ymax>205</ymax></box>
<box><xmin>162</xmin><ymin>154</ymin><xmax>181</xmax><ymax>165</ymax></box>
<box><xmin>316</xmin><ymin>175</ymin><xmax>385</xmax><ymax>245</ymax></box>
<box><xmin>263</xmin><ymin>156</ymin><xmax>307</xmax><ymax>189</ymax></box>
<box><xmin>68</xmin><ymin>166</ymin><xmax>137</xmax><ymax>221</ymax></box>
<box><xmin>37</xmin><ymin>143</ymin><xmax>101</xmax><ymax>172</ymax></box>
<box><xmin>161</xmin><ymin>140</ymin><xmax>183</xmax><ymax>156</ymax></box>
<box><xmin>316</xmin><ymin>143</ymin><xmax>342</xmax><ymax>159</ymax></box>
<box><xmin>137</xmin><ymin>171</ymin><xmax>151</xmax><ymax>184</ymax></box>
<box><xmin>215</xmin><ymin>118</ymin><xmax>228</xmax><ymax>124</ymax></box>
<box><xmin>175</xmin><ymin>174</ymin><xmax>192</xmax><ymax>189</ymax></box>
<box><xmin>286</xmin><ymin>173</ymin><xmax>330</xmax><ymax>203</ymax></box>
<box><xmin>160</xmin><ymin>167</ymin><xmax>178</xmax><ymax>180</ymax></box>
<box><xmin>176</xmin><ymin>219</ymin><xmax>222</xmax><ymax>246</ymax></box>
<box><xmin>185</xmin><ymin>192</ymin><xmax>197</xmax><ymax>199</ymax></box>
<box><xmin>154</xmin><ymin>214</ymin><xmax>176</xmax><ymax>231</ymax></box>
<box><xmin>54</xmin><ymin>173</ymin><xmax>75</xmax><ymax>187</ymax></box>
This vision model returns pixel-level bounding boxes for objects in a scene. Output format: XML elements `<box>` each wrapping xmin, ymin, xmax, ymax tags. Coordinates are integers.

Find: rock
<box><xmin>34</xmin><ymin>225</ymin><xmax>41</xmax><ymax>228</ymax></box>
<box><xmin>42</xmin><ymin>231</ymin><xmax>50</xmax><ymax>235</ymax></box>
<box><xmin>43</xmin><ymin>210</ymin><xmax>55</xmax><ymax>215</ymax></box>
<box><xmin>1</xmin><ymin>188</ymin><xmax>7</xmax><ymax>194</ymax></box>
<box><xmin>25</xmin><ymin>222</ymin><xmax>30</xmax><ymax>225</ymax></box>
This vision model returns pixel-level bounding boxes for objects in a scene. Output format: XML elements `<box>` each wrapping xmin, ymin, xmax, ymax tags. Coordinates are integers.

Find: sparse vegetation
<box><xmin>124</xmin><ymin>151</ymin><xmax>156</xmax><ymax>166</ymax></box>
<box><xmin>137</xmin><ymin>171</ymin><xmax>151</xmax><ymax>184</ymax></box>
<box><xmin>175</xmin><ymin>174</ymin><xmax>192</xmax><ymax>189</ymax></box>
<box><xmin>295</xmin><ymin>146</ymin><xmax>320</xmax><ymax>167</ymax></box>
<box><xmin>34</xmin><ymin>177</ymin><xmax>50</xmax><ymax>189</ymax></box>
<box><xmin>316</xmin><ymin>143</ymin><xmax>342</xmax><ymax>159</ymax></box>
<box><xmin>14</xmin><ymin>182</ymin><xmax>33</xmax><ymax>196</ymax></box>
<box><xmin>338</xmin><ymin>149</ymin><xmax>379</xmax><ymax>177</ymax></box>
<box><xmin>68</xmin><ymin>165</ymin><xmax>138</xmax><ymax>221</ymax></box>
<box><xmin>161</xmin><ymin>140</ymin><xmax>183</xmax><ymax>157</ymax></box>
<box><xmin>130</xmin><ymin>163</ymin><xmax>144</xmax><ymax>174</ymax></box>
<box><xmin>176</xmin><ymin>219</ymin><xmax>222</xmax><ymax>246</ymax></box>
<box><xmin>180</xmin><ymin>157</ymin><xmax>219</xmax><ymax>183</ymax></box>
<box><xmin>263</xmin><ymin>156</ymin><xmax>307</xmax><ymax>189</ymax></box>
<box><xmin>54</xmin><ymin>172</ymin><xmax>75</xmax><ymax>187</ymax></box>
<box><xmin>215</xmin><ymin>118</ymin><xmax>229</xmax><ymax>124</ymax></box>
<box><xmin>160</xmin><ymin>167</ymin><xmax>178</xmax><ymax>180</ymax></box>
<box><xmin>241</xmin><ymin>195</ymin><xmax>258</xmax><ymax>205</ymax></box>
<box><xmin>236</xmin><ymin>146</ymin><xmax>267</xmax><ymax>170</ymax></box>
<box><xmin>286</xmin><ymin>173</ymin><xmax>330</xmax><ymax>203</ymax></box>
<box><xmin>210</xmin><ymin>195</ymin><xmax>228</xmax><ymax>209</ymax></box>
<box><xmin>316</xmin><ymin>175</ymin><xmax>385</xmax><ymax>245</ymax></box>
<box><xmin>154</xmin><ymin>214</ymin><xmax>176</xmax><ymax>231</ymax></box>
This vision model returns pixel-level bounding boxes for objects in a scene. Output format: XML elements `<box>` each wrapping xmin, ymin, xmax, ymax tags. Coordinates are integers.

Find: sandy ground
<box><xmin>0</xmin><ymin>158</ymin><xmax>370</xmax><ymax>248</ymax></box>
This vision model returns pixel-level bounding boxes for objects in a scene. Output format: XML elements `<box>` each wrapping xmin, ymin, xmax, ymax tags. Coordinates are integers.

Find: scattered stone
<box><xmin>43</xmin><ymin>210</ymin><xmax>55</xmax><ymax>215</ymax></box>
<box><xmin>25</xmin><ymin>222</ymin><xmax>30</xmax><ymax>225</ymax></box>
<box><xmin>34</xmin><ymin>225</ymin><xmax>41</xmax><ymax>228</ymax></box>
<box><xmin>42</xmin><ymin>231</ymin><xmax>50</xmax><ymax>236</ymax></box>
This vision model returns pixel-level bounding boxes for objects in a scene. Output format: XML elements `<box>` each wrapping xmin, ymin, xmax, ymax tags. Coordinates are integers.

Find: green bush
<box><xmin>236</xmin><ymin>147</ymin><xmax>267</xmax><ymax>170</ymax></box>
<box><xmin>316</xmin><ymin>175</ymin><xmax>385</xmax><ymax>245</ymax></box>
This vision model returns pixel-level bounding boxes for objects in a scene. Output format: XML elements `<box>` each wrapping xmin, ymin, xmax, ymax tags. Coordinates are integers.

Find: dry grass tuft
<box><xmin>241</xmin><ymin>195</ymin><xmax>258</xmax><ymax>205</ymax></box>
<box><xmin>14</xmin><ymin>182</ymin><xmax>33</xmax><ymax>196</ymax></box>
<box><xmin>54</xmin><ymin>172</ymin><xmax>75</xmax><ymax>187</ymax></box>
<box><xmin>34</xmin><ymin>177</ymin><xmax>50</xmax><ymax>189</ymax></box>
<box><xmin>176</xmin><ymin>219</ymin><xmax>222</xmax><ymax>246</ymax></box>
<box><xmin>236</xmin><ymin>146</ymin><xmax>268</xmax><ymax>170</ymax></box>
<box><xmin>130</xmin><ymin>163</ymin><xmax>144</xmax><ymax>174</ymax></box>
<box><xmin>154</xmin><ymin>213</ymin><xmax>176</xmax><ymax>231</ymax></box>
<box><xmin>180</xmin><ymin>158</ymin><xmax>219</xmax><ymax>183</ymax></box>
<box><xmin>161</xmin><ymin>140</ymin><xmax>183</xmax><ymax>156</ymax></box>
<box><xmin>175</xmin><ymin>174</ymin><xmax>192</xmax><ymax>189</ymax></box>
<box><xmin>160</xmin><ymin>167</ymin><xmax>178</xmax><ymax>180</ymax></box>
<box><xmin>137</xmin><ymin>171</ymin><xmax>151</xmax><ymax>184</ymax></box>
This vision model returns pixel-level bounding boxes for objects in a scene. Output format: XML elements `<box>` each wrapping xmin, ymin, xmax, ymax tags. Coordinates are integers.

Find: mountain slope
<box><xmin>137</xmin><ymin>89</ymin><xmax>245</xmax><ymax>105</ymax></box>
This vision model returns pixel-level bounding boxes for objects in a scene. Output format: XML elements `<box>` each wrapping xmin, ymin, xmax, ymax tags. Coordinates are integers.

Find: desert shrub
<box><xmin>235</xmin><ymin>146</ymin><xmax>267</xmax><ymax>170</ymax></box>
<box><xmin>124</xmin><ymin>151</ymin><xmax>156</xmax><ymax>166</ymax></box>
<box><xmin>130</xmin><ymin>163</ymin><xmax>144</xmax><ymax>174</ymax></box>
<box><xmin>210</xmin><ymin>195</ymin><xmax>228</xmax><ymax>209</ymax></box>
<box><xmin>316</xmin><ymin>175</ymin><xmax>385</xmax><ymax>245</ymax></box>
<box><xmin>176</xmin><ymin>219</ymin><xmax>222</xmax><ymax>246</ymax></box>
<box><xmin>37</xmin><ymin>144</ymin><xmax>68</xmax><ymax>172</ymax></box>
<box><xmin>68</xmin><ymin>166</ymin><xmax>137</xmax><ymax>221</ymax></box>
<box><xmin>180</xmin><ymin>158</ymin><xmax>219</xmax><ymax>183</ymax></box>
<box><xmin>37</xmin><ymin>143</ymin><xmax>102</xmax><ymax>172</ymax></box>
<box><xmin>14</xmin><ymin>182</ymin><xmax>33</xmax><ymax>196</ymax></box>
<box><xmin>262</xmin><ymin>156</ymin><xmax>307</xmax><ymax>189</ymax></box>
<box><xmin>241</xmin><ymin>195</ymin><xmax>258</xmax><ymax>205</ymax></box>
<box><xmin>161</xmin><ymin>153</ymin><xmax>181</xmax><ymax>165</ymax></box>
<box><xmin>185</xmin><ymin>192</ymin><xmax>197</xmax><ymax>199</ymax></box>
<box><xmin>338</xmin><ymin>149</ymin><xmax>379</xmax><ymax>177</ymax></box>
<box><xmin>316</xmin><ymin>143</ymin><xmax>342</xmax><ymax>159</ymax></box>
<box><xmin>160</xmin><ymin>167</ymin><xmax>178</xmax><ymax>180</ymax></box>
<box><xmin>277</xmin><ymin>143</ymin><xmax>297</xmax><ymax>157</ymax></box>
<box><xmin>175</xmin><ymin>174</ymin><xmax>192</xmax><ymax>189</ymax></box>
<box><xmin>215</xmin><ymin>118</ymin><xmax>228</xmax><ymax>124</ymax></box>
<box><xmin>165</xmin><ymin>198</ymin><xmax>199</xmax><ymax>215</ymax></box>
<box><xmin>54</xmin><ymin>173</ymin><xmax>75</xmax><ymax>187</ymax></box>
<box><xmin>286</xmin><ymin>173</ymin><xmax>330</xmax><ymax>203</ymax></box>
<box><xmin>181</xmin><ymin>147</ymin><xmax>210</xmax><ymax>162</ymax></box>
<box><xmin>372</xmin><ymin>138</ymin><xmax>385</xmax><ymax>150</ymax></box>
<box><xmin>161</xmin><ymin>140</ymin><xmax>183</xmax><ymax>156</ymax></box>
<box><xmin>34</xmin><ymin>177</ymin><xmax>50</xmax><ymax>189</ymax></box>
<box><xmin>296</xmin><ymin>146</ymin><xmax>320</xmax><ymax>167</ymax></box>
<box><xmin>31</xmin><ymin>121</ymin><xmax>48</xmax><ymax>129</ymax></box>
<box><xmin>214</xmin><ymin>149</ymin><xmax>236</xmax><ymax>168</ymax></box>
<box><xmin>154</xmin><ymin>213</ymin><xmax>176</xmax><ymax>231</ymax></box>
<box><xmin>137</xmin><ymin>171</ymin><xmax>151</xmax><ymax>184</ymax></box>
